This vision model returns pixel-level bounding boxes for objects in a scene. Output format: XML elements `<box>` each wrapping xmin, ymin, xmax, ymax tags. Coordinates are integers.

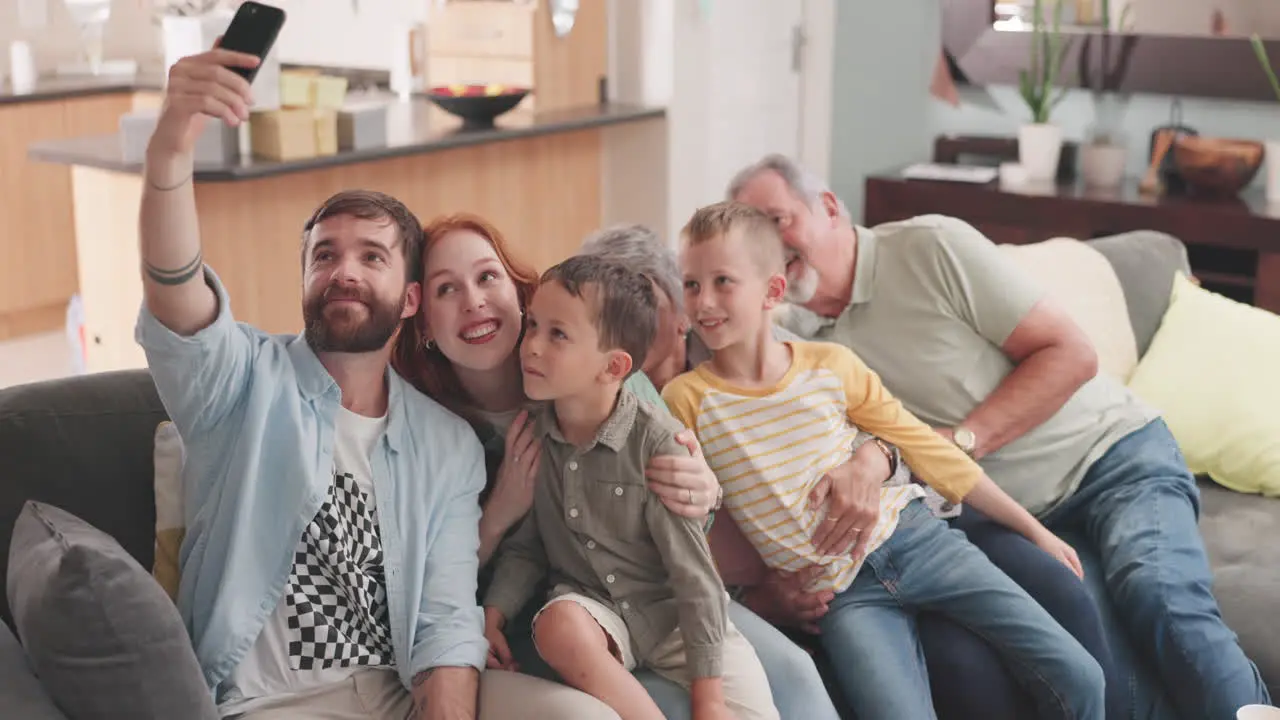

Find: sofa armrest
<box><xmin>0</xmin><ymin>623</ymin><xmax>69</xmax><ymax>720</ymax></box>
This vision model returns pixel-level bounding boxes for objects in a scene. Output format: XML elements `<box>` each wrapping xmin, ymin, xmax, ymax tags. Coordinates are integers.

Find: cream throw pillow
<box><xmin>1127</xmin><ymin>273</ymin><xmax>1280</xmax><ymax>496</ymax></box>
<box><xmin>152</xmin><ymin>421</ymin><xmax>185</xmax><ymax>602</ymax></box>
<box><xmin>999</xmin><ymin>238</ymin><xmax>1140</xmax><ymax>381</ymax></box>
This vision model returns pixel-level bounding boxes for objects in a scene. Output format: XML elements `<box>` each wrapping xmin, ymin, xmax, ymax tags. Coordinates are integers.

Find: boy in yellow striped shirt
<box><xmin>661</xmin><ymin>201</ymin><xmax>1106</xmax><ymax>720</ymax></box>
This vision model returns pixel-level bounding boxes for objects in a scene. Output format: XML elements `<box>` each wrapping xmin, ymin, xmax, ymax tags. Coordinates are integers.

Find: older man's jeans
<box><xmin>1040</xmin><ymin>419</ymin><xmax>1270</xmax><ymax>720</ymax></box>
<box><xmin>919</xmin><ymin>507</ymin><xmax>1127</xmax><ymax>720</ymax></box>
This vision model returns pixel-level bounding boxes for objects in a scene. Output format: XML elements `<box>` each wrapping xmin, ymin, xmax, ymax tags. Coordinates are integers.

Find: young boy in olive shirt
<box><xmin>482</xmin><ymin>256</ymin><xmax>778</xmax><ymax>720</ymax></box>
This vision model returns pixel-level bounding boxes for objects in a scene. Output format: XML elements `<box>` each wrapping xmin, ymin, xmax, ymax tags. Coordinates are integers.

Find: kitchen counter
<box><xmin>30</xmin><ymin>98</ymin><xmax>668</xmax><ymax>372</ymax></box>
<box><xmin>0</xmin><ymin>73</ymin><xmax>163</xmax><ymax>105</ymax></box>
<box><xmin>29</xmin><ymin>100</ymin><xmax>665</xmax><ymax>180</ymax></box>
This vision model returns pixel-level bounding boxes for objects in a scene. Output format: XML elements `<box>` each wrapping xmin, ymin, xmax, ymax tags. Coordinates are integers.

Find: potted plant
<box><xmin>1250</xmin><ymin>33</ymin><xmax>1280</xmax><ymax>204</ymax></box>
<box><xmin>1079</xmin><ymin>0</ymin><xmax>1134</xmax><ymax>188</ymax></box>
<box><xmin>1018</xmin><ymin>0</ymin><xmax>1072</xmax><ymax>182</ymax></box>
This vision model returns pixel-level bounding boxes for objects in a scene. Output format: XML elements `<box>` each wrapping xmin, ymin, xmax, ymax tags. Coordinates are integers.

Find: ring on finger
<box><xmin>686</xmin><ymin>488</ymin><xmax>695</xmax><ymax>505</ymax></box>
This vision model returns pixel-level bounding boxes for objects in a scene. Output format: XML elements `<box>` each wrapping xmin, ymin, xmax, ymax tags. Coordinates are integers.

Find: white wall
<box><xmin>601</xmin><ymin>0</ymin><xmax>672</xmax><ymax>239</ymax></box>
<box><xmin>271</xmin><ymin>0</ymin><xmax>427</xmax><ymax>71</ymax></box>
<box><xmin>653</xmin><ymin>0</ymin><xmax>831</xmax><ymax>243</ymax></box>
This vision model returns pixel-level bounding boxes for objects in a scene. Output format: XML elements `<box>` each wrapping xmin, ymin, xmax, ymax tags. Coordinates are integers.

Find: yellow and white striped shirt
<box><xmin>663</xmin><ymin>341</ymin><xmax>984</xmax><ymax>594</ymax></box>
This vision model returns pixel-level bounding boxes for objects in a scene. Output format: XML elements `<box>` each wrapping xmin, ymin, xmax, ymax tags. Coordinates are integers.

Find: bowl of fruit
<box><xmin>424</xmin><ymin>84</ymin><xmax>530</xmax><ymax>128</ymax></box>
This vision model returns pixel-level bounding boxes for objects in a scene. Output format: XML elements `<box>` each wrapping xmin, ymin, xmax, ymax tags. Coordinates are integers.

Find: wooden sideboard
<box><xmin>864</xmin><ymin>172</ymin><xmax>1280</xmax><ymax>314</ymax></box>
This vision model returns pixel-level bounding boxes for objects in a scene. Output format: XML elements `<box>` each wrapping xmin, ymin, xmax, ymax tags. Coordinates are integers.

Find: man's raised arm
<box><xmin>140</xmin><ymin>49</ymin><xmax>259</xmax><ymax>335</ymax></box>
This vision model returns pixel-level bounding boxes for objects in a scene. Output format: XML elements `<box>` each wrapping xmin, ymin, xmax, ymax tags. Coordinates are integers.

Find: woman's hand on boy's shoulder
<box><xmin>646</xmin><ymin>428</ymin><xmax>721</xmax><ymax>518</ymax></box>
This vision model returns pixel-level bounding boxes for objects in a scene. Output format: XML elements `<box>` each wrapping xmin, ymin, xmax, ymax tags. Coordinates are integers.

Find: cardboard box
<box><xmin>249</xmin><ymin>108</ymin><xmax>338</xmax><ymax>161</ymax></box>
<box><xmin>278</xmin><ymin>69</ymin><xmax>350</xmax><ymax>110</ymax></box>
<box><xmin>337</xmin><ymin>102</ymin><xmax>389</xmax><ymax>151</ymax></box>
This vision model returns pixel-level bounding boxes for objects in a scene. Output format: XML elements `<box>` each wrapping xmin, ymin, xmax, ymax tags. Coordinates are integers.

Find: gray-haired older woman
<box><xmin>582</xmin><ymin>220</ymin><xmax>1123</xmax><ymax>720</ymax></box>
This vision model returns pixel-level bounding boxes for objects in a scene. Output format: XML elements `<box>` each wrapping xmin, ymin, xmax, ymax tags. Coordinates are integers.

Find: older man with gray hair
<box><xmin>728</xmin><ymin>153</ymin><xmax>1269</xmax><ymax>720</ymax></box>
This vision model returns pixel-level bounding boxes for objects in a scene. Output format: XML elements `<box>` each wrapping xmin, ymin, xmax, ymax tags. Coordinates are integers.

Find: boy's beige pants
<box><xmin>229</xmin><ymin>667</ymin><xmax>621</xmax><ymax>720</ymax></box>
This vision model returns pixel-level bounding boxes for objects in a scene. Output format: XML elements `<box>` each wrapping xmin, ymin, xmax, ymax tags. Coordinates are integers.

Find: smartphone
<box><xmin>217</xmin><ymin>1</ymin><xmax>286</xmax><ymax>83</ymax></box>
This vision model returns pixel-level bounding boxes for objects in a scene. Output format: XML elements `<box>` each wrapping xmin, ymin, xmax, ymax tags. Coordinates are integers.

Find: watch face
<box><xmin>955</xmin><ymin>427</ymin><xmax>976</xmax><ymax>450</ymax></box>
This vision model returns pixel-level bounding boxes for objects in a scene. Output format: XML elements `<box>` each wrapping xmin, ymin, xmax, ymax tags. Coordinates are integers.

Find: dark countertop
<box><xmin>1</xmin><ymin>74</ymin><xmax>163</xmax><ymax>105</ymax></box>
<box><xmin>27</xmin><ymin>100</ymin><xmax>665</xmax><ymax>181</ymax></box>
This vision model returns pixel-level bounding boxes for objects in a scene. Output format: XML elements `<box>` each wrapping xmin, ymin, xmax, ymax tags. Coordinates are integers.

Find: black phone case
<box><xmin>219</xmin><ymin>1</ymin><xmax>286</xmax><ymax>83</ymax></box>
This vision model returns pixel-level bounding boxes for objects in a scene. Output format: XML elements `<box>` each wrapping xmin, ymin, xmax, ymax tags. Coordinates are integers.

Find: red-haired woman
<box><xmin>393</xmin><ymin>214</ymin><xmax>841</xmax><ymax>720</ymax></box>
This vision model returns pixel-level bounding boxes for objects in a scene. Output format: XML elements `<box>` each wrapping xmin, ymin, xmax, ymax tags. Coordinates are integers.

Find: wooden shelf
<box><xmin>863</xmin><ymin>170</ymin><xmax>1280</xmax><ymax>316</ymax></box>
<box><xmin>1193</xmin><ymin>270</ymin><xmax>1256</xmax><ymax>289</ymax></box>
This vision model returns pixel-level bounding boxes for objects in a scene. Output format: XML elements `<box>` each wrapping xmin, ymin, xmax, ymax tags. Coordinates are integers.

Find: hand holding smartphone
<box><xmin>215</xmin><ymin>1</ymin><xmax>286</xmax><ymax>83</ymax></box>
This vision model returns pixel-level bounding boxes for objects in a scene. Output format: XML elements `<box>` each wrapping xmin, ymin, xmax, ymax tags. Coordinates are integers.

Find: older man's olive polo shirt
<box><xmin>482</xmin><ymin>388</ymin><xmax>728</xmax><ymax>677</ymax></box>
<box><xmin>780</xmin><ymin>215</ymin><xmax>1156</xmax><ymax>516</ymax></box>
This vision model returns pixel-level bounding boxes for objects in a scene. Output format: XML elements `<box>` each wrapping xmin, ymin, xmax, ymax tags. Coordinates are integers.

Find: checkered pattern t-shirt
<box><xmin>218</xmin><ymin>407</ymin><xmax>394</xmax><ymax>716</ymax></box>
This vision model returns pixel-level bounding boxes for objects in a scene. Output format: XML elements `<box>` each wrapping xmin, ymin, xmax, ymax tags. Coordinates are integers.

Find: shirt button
<box><xmin>606</xmin><ymin>574</ymin><xmax>616</xmax><ymax>584</ymax></box>
<box><xmin>620</xmin><ymin>600</ymin><xmax>630</xmax><ymax>610</ymax></box>
<box><xmin>569</xmin><ymin>461</ymin><xmax>579</xmax><ymax>471</ymax></box>
<box><xmin>569</xmin><ymin>508</ymin><xmax>579</xmax><ymax>518</ymax></box>
<box><xmin>586</xmin><ymin>540</ymin><xmax>597</xmax><ymax>550</ymax></box>
<box><xmin>614</xmin><ymin>486</ymin><xmax>624</xmax><ymax>497</ymax></box>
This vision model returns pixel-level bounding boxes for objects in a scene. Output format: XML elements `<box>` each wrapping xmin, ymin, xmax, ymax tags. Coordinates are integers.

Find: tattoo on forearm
<box><xmin>144</xmin><ymin>251</ymin><xmax>203</xmax><ymax>286</ymax></box>
<box><xmin>407</xmin><ymin>671</ymin><xmax>432</xmax><ymax>720</ymax></box>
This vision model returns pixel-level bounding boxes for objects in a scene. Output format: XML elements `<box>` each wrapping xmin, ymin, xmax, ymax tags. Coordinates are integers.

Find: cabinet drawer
<box><xmin>427</xmin><ymin>1</ymin><xmax>535</xmax><ymax>60</ymax></box>
<box><xmin>426</xmin><ymin>55</ymin><xmax>534</xmax><ymax>89</ymax></box>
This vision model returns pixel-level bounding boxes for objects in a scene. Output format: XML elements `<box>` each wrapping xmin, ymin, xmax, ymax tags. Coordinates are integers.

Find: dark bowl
<box><xmin>424</xmin><ymin>84</ymin><xmax>530</xmax><ymax>128</ymax></box>
<box><xmin>1173</xmin><ymin>135</ymin><xmax>1264</xmax><ymax>197</ymax></box>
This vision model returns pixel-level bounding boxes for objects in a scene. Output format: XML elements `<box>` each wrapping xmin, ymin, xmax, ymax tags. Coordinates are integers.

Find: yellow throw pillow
<box><xmin>152</xmin><ymin>421</ymin><xmax>185</xmax><ymax>602</ymax></box>
<box><xmin>1126</xmin><ymin>273</ymin><xmax>1280</xmax><ymax>496</ymax></box>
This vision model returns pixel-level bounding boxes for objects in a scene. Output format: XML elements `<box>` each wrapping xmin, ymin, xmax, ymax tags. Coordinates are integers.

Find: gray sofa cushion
<box><xmin>1086</xmin><ymin>231</ymin><xmax>1192</xmax><ymax>357</ymax></box>
<box><xmin>0</xmin><ymin>619</ymin><xmax>66</xmax><ymax>720</ymax></box>
<box><xmin>7</xmin><ymin>501</ymin><xmax>216</xmax><ymax>719</ymax></box>
<box><xmin>1197</xmin><ymin>480</ymin><xmax>1280</xmax><ymax>700</ymax></box>
<box><xmin>0</xmin><ymin>370</ymin><xmax>166</xmax><ymax>628</ymax></box>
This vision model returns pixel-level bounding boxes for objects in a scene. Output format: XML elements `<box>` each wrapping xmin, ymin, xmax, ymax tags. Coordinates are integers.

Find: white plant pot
<box><xmin>1080</xmin><ymin>142</ymin><xmax>1127</xmax><ymax>189</ymax></box>
<box><xmin>162</xmin><ymin>12</ymin><xmax>280</xmax><ymax>110</ymax></box>
<box><xmin>1019</xmin><ymin>123</ymin><xmax>1064</xmax><ymax>182</ymax></box>
<box><xmin>1267</xmin><ymin>140</ymin><xmax>1280</xmax><ymax>205</ymax></box>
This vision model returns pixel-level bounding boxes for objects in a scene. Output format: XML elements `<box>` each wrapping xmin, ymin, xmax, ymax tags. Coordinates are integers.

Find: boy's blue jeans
<box><xmin>1041</xmin><ymin>419</ymin><xmax>1270</xmax><ymax>720</ymax></box>
<box><xmin>819</xmin><ymin>498</ymin><xmax>1106</xmax><ymax>720</ymax></box>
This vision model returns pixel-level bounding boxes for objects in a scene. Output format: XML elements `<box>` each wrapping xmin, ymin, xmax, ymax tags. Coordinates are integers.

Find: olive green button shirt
<box><xmin>482</xmin><ymin>387</ymin><xmax>728</xmax><ymax>677</ymax></box>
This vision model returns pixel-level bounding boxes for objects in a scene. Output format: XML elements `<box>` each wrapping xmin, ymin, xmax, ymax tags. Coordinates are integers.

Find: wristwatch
<box><xmin>953</xmin><ymin>426</ymin><xmax>978</xmax><ymax>457</ymax></box>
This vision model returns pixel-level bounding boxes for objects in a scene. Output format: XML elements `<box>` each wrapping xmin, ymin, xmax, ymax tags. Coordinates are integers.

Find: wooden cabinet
<box><xmin>864</xmin><ymin>173</ymin><xmax>1280</xmax><ymax>314</ymax></box>
<box><xmin>0</xmin><ymin>91</ymin><xmax>145</xmax><ymax>340</ymax></box>
<box><xmin>423</xmin><ymin>0</ymin><xmax>608</xmax><ymax>114</ymax></box>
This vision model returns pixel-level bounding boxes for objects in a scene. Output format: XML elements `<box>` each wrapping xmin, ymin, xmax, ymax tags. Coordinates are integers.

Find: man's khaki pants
<box><xmin>231</xmin><ymin>667</ymin><xmax>621</xmax><ymax>719</ymax></box>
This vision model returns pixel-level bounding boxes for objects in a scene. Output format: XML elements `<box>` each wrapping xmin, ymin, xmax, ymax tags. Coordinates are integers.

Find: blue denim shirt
<box><xmin>135</xmin><ymin>268</ymin><xmax>488</xmax><ymax>698</ymax></box>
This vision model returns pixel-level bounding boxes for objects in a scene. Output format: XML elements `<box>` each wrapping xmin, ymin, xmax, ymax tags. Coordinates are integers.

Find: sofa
<box><xmin>2</xmin><ymin>230</ymin><xmax>1277</xmax><ymax>718</ymax></box>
